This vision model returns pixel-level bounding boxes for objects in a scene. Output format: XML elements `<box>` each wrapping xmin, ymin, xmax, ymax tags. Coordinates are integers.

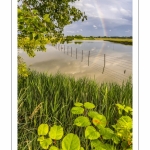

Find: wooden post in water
<box><xmin>88</xmin><ymin>51</ymin><xmax>90</xmax><ymax>66</ymax></box>
<box><xmin>76</xmin><ymin>48</ymin><xmax>77</xmax><ymax>59</ymax></box>
<box><xmin>71</xmin><ymin>47</ymin><xmax>72</xmax><ymax>57</ymax></box>
<box><xmin>82</xmin><ymin>50</ymin><xmax>83</xmax><ymax>62</ymax></box>
<box><xmin>102</xmin><ymin>54</ymin><xmax>106</xmax><ymax>74</ymax></box>
<box><xmin>104</xmin><ymin>54</ymin><xmax>105</xmax><ymax>68</ymax></box>
<box><xmin>67</xmin><ymin>46</ymin><xmax>68</xmax><ymax>55</ymax></box>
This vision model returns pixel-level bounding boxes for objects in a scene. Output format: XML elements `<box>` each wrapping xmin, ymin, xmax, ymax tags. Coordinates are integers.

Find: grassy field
<box><xmin>82</xmin><ymin>37</ymin><xmax>132</xmax><ymax>45</ymax></box>
<box><xmin>18</xmin><ymin>71</ymin><xmax>132</xmax><ymax>150</ymax></box>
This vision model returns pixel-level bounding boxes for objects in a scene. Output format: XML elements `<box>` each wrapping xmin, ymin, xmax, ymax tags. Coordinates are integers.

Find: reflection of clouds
<box><xmin>21</xmin><ymin>43</ymin><xmax>132</xmax><ymax>84</ymax></box>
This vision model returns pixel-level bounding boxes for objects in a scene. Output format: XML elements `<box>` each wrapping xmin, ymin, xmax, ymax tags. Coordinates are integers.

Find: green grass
<box><xmin>18</xmin><ymin>71</ymin><xmax>132</xmax><ymax>150</ymax></box>
<box><xmin>72</xmin><ymin>38</ymin><xmax>132</xmax><ymax>45</ymax></box>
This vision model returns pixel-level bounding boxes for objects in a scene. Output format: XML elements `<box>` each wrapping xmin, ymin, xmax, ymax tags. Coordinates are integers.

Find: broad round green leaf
<box><xmin>49</xmin><ymin>146</ymin><xmax>59</xmax><ymax>150</ymax></box>
<box><xmin>62</xmin><ymin>133</ymin><xmax>80</xmax><ymax>150</ymax></box>
<box><xmin>84</xmin><ymin>102</ymin><xmax>95</xmax><ymax>109</ymax></box>
<box><xmin>80</xmin><ymin>147</ymin><xmax>84</xmax><ymax>150</ymax></box>
<box><xmin>37</xmin><ymin>136</ymin><xmax>44</xmax><ymax>141</ymax></box>
<box><xmin>99</xmin><ymin>126</ymin><xmax>114</xmax><ymax>139</ymax></box>
<box><xmin>92</xmin><ymin>114</ymin><xmax>107</xmax><ymax>128</ymax></box>
<box><xmin>88</xmin><ymin>111</ymin><xmax>100</xmax><ymax>118</ymax></box>
<box><xmin>74</xmin><ymin>102</ymin><xmax>83</xmax><ymax>107</ymax></box>
<box><xmin>74</xmin><ymin>116</ymin><xmax>91</xmax><ymax>127</ymax></box>
<box><xmin>49</xmin><ymin>125</ymin><xmax>63</xmax><ymax>140</ymax></box>
<box><xmin>91</xmin><ymin>140</ymin><xmax>106</xmax><ymax>150</ymax></box>
<box><xmin>71</xmin><ymin>107</ymin><xmax>84</xmax><ymax>114</ymax></box>
<box><xmin>85</xmin><ymin>126</ymin><xmax>100</xmax><ymax>140</ymax></box>
<box><xmin>38</xmin><ymin>124</ymin><xmax>49</xmax><ymax>135</ymax></box>
<box><xmin>40</xmin><ymin>138</ymin><xmax>52</xmax><ymax>149</ymax></box>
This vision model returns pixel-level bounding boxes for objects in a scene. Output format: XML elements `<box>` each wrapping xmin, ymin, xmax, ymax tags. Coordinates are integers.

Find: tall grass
<box><xmin>18</xmin><ymin>71</ymin><xmax>132</xmax><ymax>150</ymax></box>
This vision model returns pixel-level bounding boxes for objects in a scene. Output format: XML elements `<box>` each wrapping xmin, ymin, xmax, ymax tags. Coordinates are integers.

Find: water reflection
<box><xmin>19</xmin><ymin>40</ymin><xmax>132</xmax><ymax>84</ymax></box>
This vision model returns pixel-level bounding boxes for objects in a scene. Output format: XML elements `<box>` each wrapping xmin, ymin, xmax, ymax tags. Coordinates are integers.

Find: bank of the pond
<box><xmin>18</xmin><ymin>71</ymin><xmax>132</xmax><ymax>150</ymax></box>
<box><xmin>73</xmin><ymin>38</ymin><xmax>132</xmax><ymax>45</ymax></box>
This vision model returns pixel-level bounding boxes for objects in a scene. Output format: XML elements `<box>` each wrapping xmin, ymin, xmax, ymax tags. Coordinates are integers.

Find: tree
<box><xmin>18</xmin><ymin>0</ymin><xmax>87</xmax><ymax>57</ymax></box>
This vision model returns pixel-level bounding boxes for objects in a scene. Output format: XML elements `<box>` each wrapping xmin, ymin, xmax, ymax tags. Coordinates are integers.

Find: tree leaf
<box><xmin>43</xmin><ymin>14</ymin><xmax>50</xmax><ymax>22</ymax></box>
<box><xmin>29</xmin><ymin>33</ymin><xmax>33</xmax><ymax>40</ymax></box>
<box><xmin>84</xmin><ymin>102</ymin><xmax>95</xmax><ymax>109</ymax></box>
<box><xmin>49</xmin><ymin>125</ymin><xmax>63</xmax><ymax>140</ymax></box>
<box><xmin>34</xmin><ymin>34</ymin><xmax>39</xmax><ymax>40</ymax></box>
<box><xmin>38</xmin><ymin>124</ymin><xmax>49</xmax><ymax>135</ymax></box>
<box><xmin>71</xmin><ymin>107</ymin><xmax>84</xmax><ymax>114</ymax></box>
<box><xmin>74</xmin><ymin>116</ymin><xmax>91</xmax><ymax>127</ymax></box>
<box><xmin>62</xmin><ymin>133</ymin><xmax>80</xmax><ymax>150</ymax></box>
<box><xmin>85</xmin><ymin>126</ymin><xmax>100</xmax><ymax>140</ymax></box>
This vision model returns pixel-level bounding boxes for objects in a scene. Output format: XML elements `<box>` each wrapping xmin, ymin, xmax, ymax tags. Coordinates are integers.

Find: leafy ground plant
<box><xmin>37</xmin><ymin>124</ymin><xmax>83</xmax><ymax>150</ymax></box>
<box><xmin>37</xmin><ymin>102</ymin><xmax>132</xmax><ymax>150</ymax></box>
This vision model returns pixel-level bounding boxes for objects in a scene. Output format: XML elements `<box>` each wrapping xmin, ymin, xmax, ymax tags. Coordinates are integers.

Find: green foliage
<box><xmin>37</xmin><ymin>124</ymin><xmax>63</xmax><ymax>149</ymax></box>
<box><xmin>84</xmin><ymin>102</ymin><xmax>95</xmax><ymax>109</ymax></box>
<box><xmin>37</xmin><ymin>103</ymin><xmax>132</xmax><ymax>150</ymax></box>
<box><xmin>74</xmin><ymin>116</ymin><xmax>91</xmax><ymax>127</ymax></box>
<box><xmin>49</xmin><ymin>125</ymin><xmax>64</xmax><ymax>140</ymax></box>
<box><xmin>18</xmin><ymin>71</ymin><xmax>132</xmax><ymax>149</ymax></box>
<box><xmin>74</xmin><ymin>35</ymin><xmax>84</xmax><ymax>39</ymax></box>
<box><xmin>71</xmin><ymin>107</ymin><xmax>84</xmax><ymax>114</ymax></box>
<box><xmin>85</xmin><ymin>126</ymin><xmax>100</xmax><ymax>140</ymax></box>
<box><xmin>62</xmin><ymin>133</ymin><xmax>80</xmax><ymax>150</ymax></box>
<box><xmin>70</xmin><ymin>102</ymin><xmax>132</xmax><ymax>150</ymax></box>
<box><xmin>18</xmin><ymin>55</ymin><xmax>29</xmax><ymax>77</ymax></box>
<box><xmin>38</xmin><ymin>124</ymin><xmax>49</xmax><ymax>135</ymax></box>
<box><xmin>18</xmin><ymin>0</ymin><xmax>87</xmax><ymax>57</ymax></box>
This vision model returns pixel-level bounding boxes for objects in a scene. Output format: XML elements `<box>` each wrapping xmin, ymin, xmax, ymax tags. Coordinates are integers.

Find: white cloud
<box><xmin>85</xmin><ymin>3</ymin><xmax>94</xmax><ymax>8</ymax></box>
<box><xmin>110</xmin><ymin>7</ymin><xmax>118</xmax><ymax>12</ymax></box>
<box><xmin>66</xmin><ymin>31</ymin><xmax>75</xmax><ymax>33</ymax></box>
<box><xmin>64</xmin><ymin>0</ymin><xmax>132</xmax><ymax>36</ymax></box>
<box><xmin>125</xmin><ymin>30</ymin><xmax>130</xmax><ymax>32</ymax></box>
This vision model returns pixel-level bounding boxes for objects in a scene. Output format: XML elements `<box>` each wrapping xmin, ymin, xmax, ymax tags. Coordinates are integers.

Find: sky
<box><xmin>64</xmin><ymin>0</ymin><xmax>132</xmax><ymax>37</ymax></box>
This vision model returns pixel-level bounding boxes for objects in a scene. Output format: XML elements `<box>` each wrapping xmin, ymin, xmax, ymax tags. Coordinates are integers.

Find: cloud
<box><xmin>64</xmin><ymin>0</ymin><xmax>132</xmax><ymax>36</ymax></box>
<box><xmin>66</xmin><ymin>31</ymin><xmax>75</xmax><ymax>33</ymax></box>
<box><xmin>84</xmin><ymin>3</ymin><xmax>95</xmax><ymax>8</ymax></box>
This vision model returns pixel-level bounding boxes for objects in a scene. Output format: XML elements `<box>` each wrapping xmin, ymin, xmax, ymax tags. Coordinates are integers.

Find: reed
<box><xmin>18</xmin><ymin>71</ymin><xmax>132</xmax><ymax>149</ymax></box>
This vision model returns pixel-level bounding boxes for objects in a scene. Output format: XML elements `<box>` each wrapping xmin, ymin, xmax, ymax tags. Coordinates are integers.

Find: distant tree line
<box><xmin>65</xmin><ymin>35</ymin><xmax>132</xmax><ymax>39</ymax></box>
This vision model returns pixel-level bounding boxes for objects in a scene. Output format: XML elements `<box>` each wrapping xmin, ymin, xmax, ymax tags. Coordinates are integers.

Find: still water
<box><xmin>19</xmin><ymin>40</ymin><xmax>132</xmax><ymax>84</ymax></box>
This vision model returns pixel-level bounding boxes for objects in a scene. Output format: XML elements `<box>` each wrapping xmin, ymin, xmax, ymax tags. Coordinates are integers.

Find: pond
<box><xmin>19</xmin><ymin>40</ymin><xmax>132</xmax><ymax>84</ymax></box>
